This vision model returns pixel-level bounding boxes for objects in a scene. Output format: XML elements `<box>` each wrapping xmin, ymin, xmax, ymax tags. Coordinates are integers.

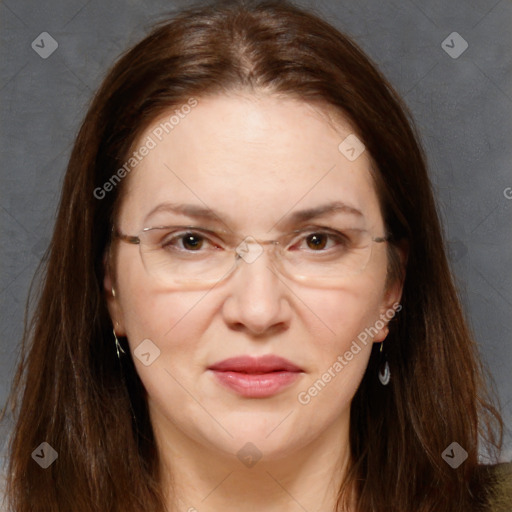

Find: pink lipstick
<box><xmin>208</xmin><ymin>355</ymin><xmax>303</xmax><ymax>398</ymax></box>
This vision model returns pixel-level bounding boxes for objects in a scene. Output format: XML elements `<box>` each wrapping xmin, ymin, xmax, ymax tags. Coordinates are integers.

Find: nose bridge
<box><xmin>231</xmin><ymin>237</ymin><xmax>283</xmax><ymax>304</ymax></box>
<box><xmin>233</xmin><ymin>236</ymin><xmax>280</xmax><ymax>281</ymax></box>
<box><xmin>222</xmin><ymin>236</ymin><xmax>290</xmax><ymax>333</ymax></box>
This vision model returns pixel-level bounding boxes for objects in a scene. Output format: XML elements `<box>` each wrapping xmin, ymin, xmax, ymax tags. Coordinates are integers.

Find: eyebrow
<box><xmin>144</xmin><ymin>200</ymin><xmax>364</xmax><ymax>229</ymax></box>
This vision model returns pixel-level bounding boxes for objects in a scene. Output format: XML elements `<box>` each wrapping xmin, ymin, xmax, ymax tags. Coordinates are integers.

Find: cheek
<box><xmin>301</xmin><ymin>272</ymin><xmax>386</xmax><ymax>353</ymax></box>
<box><xmin>115</xmin><ymin>245</ymin><xmax>210</xmax><ymax>343</ymax></box>
<box><xmin>294</xmin><ymin>273</ymin><xmax>385</xmax><ymax>410</ymax></box>
<box><xmin>114</xmin><ymin>250</ymin><xmax>213</xmax><ymax>396</ymax></box>
<box><xmin>121</xmin><ymin>287</ymin><xmax>212</xmax><ymax>357</ymax></box>
<box><xmin>118</xmin><ymin>287</ymin><xmax>214</xmax><ymax>431</ymax></box>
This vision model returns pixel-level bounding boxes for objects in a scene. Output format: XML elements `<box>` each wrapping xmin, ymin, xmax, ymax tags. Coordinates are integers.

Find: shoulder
<box><xmin>475</xmin><ymin>461</ymin><xmax>512</xmax><ymax>512</ymax></box>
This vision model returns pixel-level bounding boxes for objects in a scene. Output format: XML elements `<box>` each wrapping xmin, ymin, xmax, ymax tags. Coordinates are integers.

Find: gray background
<box><xmin>1</xmin><ymin>0</ymin><xmax>511</xmax><ymax>464</ymax></box>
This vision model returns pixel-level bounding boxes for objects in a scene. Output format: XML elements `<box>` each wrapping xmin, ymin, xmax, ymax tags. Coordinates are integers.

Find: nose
<box><xmin>221</xmin><ymin>241</ymin><xmax>292</xmax><ymax>336</ymax></box>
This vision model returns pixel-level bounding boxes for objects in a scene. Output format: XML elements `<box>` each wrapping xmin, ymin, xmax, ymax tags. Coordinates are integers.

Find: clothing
<box><xmin>479</xmin><ymin>462</ymin><xmax>512</xmax><ymax>511</ymax></box>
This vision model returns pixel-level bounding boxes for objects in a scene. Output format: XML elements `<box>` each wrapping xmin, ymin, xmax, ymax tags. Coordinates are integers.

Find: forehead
<box><xmin>117</xmin><ymin>92</ymin><xmax>383</xmax><ymax>232</ymax></box>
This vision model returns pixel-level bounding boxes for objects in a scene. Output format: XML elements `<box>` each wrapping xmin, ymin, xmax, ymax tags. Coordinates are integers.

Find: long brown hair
<box><xmin>1</xmin><ymin>1</ymin><xmax>504</xmax><ymax>510</ymax></box>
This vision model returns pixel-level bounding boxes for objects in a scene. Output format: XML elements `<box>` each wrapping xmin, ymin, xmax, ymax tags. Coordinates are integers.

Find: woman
<box><xmin>1</xmin><ymin>0</ymin><xmax>509</xmax><ymax>510</ymax></box>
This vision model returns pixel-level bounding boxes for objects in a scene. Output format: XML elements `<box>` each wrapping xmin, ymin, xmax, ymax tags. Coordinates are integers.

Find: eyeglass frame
<box><xmin>109</xmin><ymin>223</ymin><xmax>392</xmax><ymax>288</ymax></box>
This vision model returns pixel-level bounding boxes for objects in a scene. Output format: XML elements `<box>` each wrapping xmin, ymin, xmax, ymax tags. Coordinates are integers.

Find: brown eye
<box><xmin>181</xmin><ymin>233</ymin><xmax>204</xmax><ymax>251</ymax></box>
<box><xmin>291</xmin><ymin>228</ymin><xmax>351</xmax><ymax>253</ymax></box>
<box><xmin>154</xmin><ymin>227</ymin><xmax>226</xmax><ymax>254</ymax></box>
<box><xmin>305</xmin><ymin>233</ymin><xmax>328</xmax><ymax>250</ymax></box>
<box><xmin>159</xmin><ymin>230</ymin><xmax>210</xmax><ymax>252</ymax></box>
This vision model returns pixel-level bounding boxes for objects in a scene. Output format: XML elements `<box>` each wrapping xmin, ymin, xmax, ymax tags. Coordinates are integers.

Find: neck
<box><xmin>152</xmin><ymin>409</ymin><xmax>354</xmax><ymax>512</ymax></box>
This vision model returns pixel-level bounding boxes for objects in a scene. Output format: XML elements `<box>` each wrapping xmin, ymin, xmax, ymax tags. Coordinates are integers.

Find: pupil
<box><xmin>307</xmin><ymin>234</ymin><xmax>327</xmax><ymax>250</ymax></box>
<box><xmin>183</xmin><ymin>234</ymin><xmax>203</xmax><ymax>250</ymax></box>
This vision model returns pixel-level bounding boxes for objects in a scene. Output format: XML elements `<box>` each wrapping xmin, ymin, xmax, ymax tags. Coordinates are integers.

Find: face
<box><xmin>104</xmin><ymin>92</ymin><xmax>403</xmax><ymax>464</ymax></box>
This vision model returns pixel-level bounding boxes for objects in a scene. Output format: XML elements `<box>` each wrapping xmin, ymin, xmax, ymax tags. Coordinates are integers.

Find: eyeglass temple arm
<box><xmin>112</xmin><ymin>227</ymin><xmax>140</xmax><ymax>245</ymax></box>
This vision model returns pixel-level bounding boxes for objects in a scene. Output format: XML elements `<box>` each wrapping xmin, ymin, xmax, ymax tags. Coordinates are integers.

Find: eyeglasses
<box><xmin>111</xmin><ymin>223</ymin><xmax>390</xmax><ymax>290</ymax></box>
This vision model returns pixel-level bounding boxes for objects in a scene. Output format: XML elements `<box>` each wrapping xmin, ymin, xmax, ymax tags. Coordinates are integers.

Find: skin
<box><xmin>104</xmin><ymin>91</ymin><xmax>405</xmax><ymax>512</ymax></box>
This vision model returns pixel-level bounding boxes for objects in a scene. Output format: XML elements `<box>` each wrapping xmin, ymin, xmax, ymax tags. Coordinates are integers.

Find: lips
<box><xmin>208</xmin><ymin>355</ymin><xmax>303</xmax><ymax>398</ymax></box>
<box><xmin>208</xmin><ymin>355</ymin><xmax>302</xmax><ymax>373</ymax></box>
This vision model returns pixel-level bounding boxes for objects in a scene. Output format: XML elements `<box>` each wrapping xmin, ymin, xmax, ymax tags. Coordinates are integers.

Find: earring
<box><xmin>113</xmin><ymin>328</ymin><xmax>126</xmax><ymax>359</ymax></box>
<box><xmin>111</xmin><ymin>290</ymin><xmax>125</xmax><ymax>359</ymax></box>
<box><xmin>378</xmin><ymin>341</ymin><xmax>391</xmax><ymax>386</ymax></box>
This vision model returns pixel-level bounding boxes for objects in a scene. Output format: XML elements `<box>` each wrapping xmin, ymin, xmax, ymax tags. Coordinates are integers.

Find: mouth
<box><xmin>207</xmin><ymin>355</ymin><xmax>304</xmax><ymax>398</ymax></box>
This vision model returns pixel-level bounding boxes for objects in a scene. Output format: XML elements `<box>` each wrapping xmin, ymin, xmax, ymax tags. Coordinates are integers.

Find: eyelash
<box><xmin>159</xmin><ymin>227</ymin><xmax>349</xmax><ymax>252</ymax></box>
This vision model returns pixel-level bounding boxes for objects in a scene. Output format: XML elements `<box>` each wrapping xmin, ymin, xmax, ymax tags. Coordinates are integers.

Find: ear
<box><xmin>103</xmin><ymin>249</ymin><xmax>126</xmax><ymax>336</ymax></box>
<box><xmin>373</xmin><ymin>240</ymin><xmax>408</xmax><ymax>343</ymax></box>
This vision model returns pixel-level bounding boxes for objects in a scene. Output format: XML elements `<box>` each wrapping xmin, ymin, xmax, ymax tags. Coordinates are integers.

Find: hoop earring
<box><xmin>113</xmin><ymin>329</ymin><xmax>126</xmax><ymax>359</ymax></box>
<box><xmin>378</xmin><ymin>341</ymin><xmax>391</xmax><ymax>386</ymax></box>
